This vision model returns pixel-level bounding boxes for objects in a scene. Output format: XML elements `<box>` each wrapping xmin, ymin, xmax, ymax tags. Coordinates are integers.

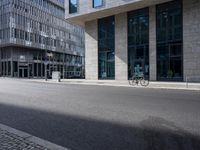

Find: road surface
<box><xmin>0</xmin><ymin>78</ymin><xmax>199</xmax><ymax>150</ymax></box>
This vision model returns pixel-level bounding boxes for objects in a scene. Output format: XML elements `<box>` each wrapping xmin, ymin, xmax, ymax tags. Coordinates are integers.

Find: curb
<box><xmin>28</xmin><ymin>80</ymin><xmax>200</xmax><ymax>91</ymax></box>
<box><xmin>1</xmin><ymin>78</ymin><xmax>200</xmax><ymax>91</ymax></box>
<box><xmin>0</xmin><ymin>123</ymin><xmax>70</xmax><ymax>150</ymax></box>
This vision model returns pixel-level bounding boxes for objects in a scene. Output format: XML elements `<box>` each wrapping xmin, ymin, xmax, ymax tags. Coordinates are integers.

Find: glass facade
<box><xmin>156</xmin><ymin>0</ymin><xmax>183</xmax><ymax>81</ymax></box>
<box><xmin>69</xmin><ymin>0</ymin><xmax>78</xmax><ymax>14</ymax></box>
<box><xmin>98</xmin><ymin>16</ymin><xmax>115</xmax><ymax>79</ymax></box>
<box><xmin>0</xmin><ymin>0</ymin><xmax>85</xmax><ymax>78</ymax></box>
<box><xmin>93</xmin><ymin>0</ymin><xmax>104</xmax><ymax>8</ymax></box>
<box><xmin>128</xmin><ymin>8</ymin><xmax>149</xmax><ymax>79</ymax></box>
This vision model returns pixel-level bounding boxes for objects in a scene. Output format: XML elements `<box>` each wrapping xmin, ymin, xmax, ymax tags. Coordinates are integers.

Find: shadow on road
<box><xmin>0</xmin><ymin>103</ymin><xmax>199</xmax><ymax>150</ymax></box>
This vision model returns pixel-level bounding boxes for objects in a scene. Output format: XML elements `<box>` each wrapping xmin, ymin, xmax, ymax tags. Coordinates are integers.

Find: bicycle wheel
<box><xmin>140</xmin><ymin>77</ymin><xmax>149</xmax><ymax>86</ymax></box>
<box><xmin>129</xmin><ymin>76</ymin><xmax>137</xmax><ymax>86</ymax></box>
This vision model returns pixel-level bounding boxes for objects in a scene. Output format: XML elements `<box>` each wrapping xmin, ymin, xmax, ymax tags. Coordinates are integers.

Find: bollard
<box><xmin>186</xmin><ymin>76</ymin><xmax>188</xmax><ymax>88</ymax></box>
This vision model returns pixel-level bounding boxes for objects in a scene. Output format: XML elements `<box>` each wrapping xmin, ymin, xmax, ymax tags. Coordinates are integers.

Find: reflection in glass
<box><xmin>128</xmin><ymin>8</ymin><xmax>149</xmax><ymax>79</ymax></box>
<box><xmin>98</xmin><ymin>16</ymin><xmax>115</xmax><ymax>79</ymax></box>
<box><xmin>93</xmin><ymin>0</ymin><xmax>103</xmax><ymax>8</ymax></box>
<box><xmin>69</xmin><ymin>0</ymin><xmax>78</xmax><ymax>14</ymax></box>
<box><xmin>156</xmin><ymin>0</ymin><xmax>183</xmax><ymax>81</ymax></box>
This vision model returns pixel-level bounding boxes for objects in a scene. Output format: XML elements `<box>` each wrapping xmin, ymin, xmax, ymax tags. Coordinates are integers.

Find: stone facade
<box><xmin>85</xmin><ymin>13</ymin><xmax>129</xmax><ymax>81</ymax></box>
<box><xmin>115</xmin><ymin>13</ymin><xmax>128</xmax><ymax>81</ymax></box>
<box><xmin>183</xmin><ymin>0</ymin><xmax>200</xmax><ymax>82</ymax></box>
<box><xmin>66</xmin><ymin>0</ymin><xmax>172</xmax><ymax>25</ymax></box>
<box><xmin>66</xmin><ymin>0</ymin><xmax>200</xmax><ymax>82</ymax></box>
<box><xmin>85</xmin><ymin>20</ymin><xmax>98</xmax><ymax>80</ymax></box>
<box><xmin>149</xmin><ymin>6</ymin><xmax>157</xmax><ymax>81</ymax></box>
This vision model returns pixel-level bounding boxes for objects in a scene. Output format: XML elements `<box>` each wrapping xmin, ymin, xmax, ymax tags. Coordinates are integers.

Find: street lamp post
<box><xmin>45</xmin><ymin>49</ymin><xmax>47</xmax><ymax>81</ymax></box>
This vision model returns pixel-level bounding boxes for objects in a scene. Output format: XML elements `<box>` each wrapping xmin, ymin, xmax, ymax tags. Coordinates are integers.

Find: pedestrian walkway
<box><xmin>1</xmin><ymin>77</ymin><xmax>200</xmax><ymax>90</ymax></box>
<box><xmin>0</xmin><ymin>124</ymin><xmax>69</xmax><ymax>150</ymax></box>
<box><xmin>27</xmin><ymin>78</ymin><xmax>200</xmax><ymax>91</ymax></box>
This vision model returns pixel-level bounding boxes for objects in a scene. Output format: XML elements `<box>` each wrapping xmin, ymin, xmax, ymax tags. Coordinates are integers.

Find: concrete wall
<box><xmin>0</xmin><ymin>49</ymin><xmax>1</xmax><ymax>76</ymax></box>
<box><xmin>84</xmin><ymin>13</ymin><xmax>128</xmax><ymax>81</ymax></box>
<box><xmin>85</xmin><ymin>20</ymin><xmax>98</xmax><ymax>80</ymax></box>
<box><xmin>49</xmin><ymin>0</ymin><xmax>64</xmax><ymax>8</ymax></box>
<box><xmin>149</xmin><ymin>6</ymin><xmax>157</xmax><ymax>81</ymax></box>
<box><xmin>66</xmin><ymin>0</ymin><xmax>172</xmax><ymax>25</ymax></box>
<box><xmin>183</xmin><ymin>0</ymin><xmax>200</xmax><ymax>82</ymax></box>
<box><xmin>115</xmin><ymin>13</ymin><xmax>128</xmax><ymax>80</ymax></box>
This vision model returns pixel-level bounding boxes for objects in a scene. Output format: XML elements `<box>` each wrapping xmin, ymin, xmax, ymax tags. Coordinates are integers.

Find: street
<box><xmin>0</xmin><ymin>78</ymin><xmax>200</xmax><ymax>150</ymax></box>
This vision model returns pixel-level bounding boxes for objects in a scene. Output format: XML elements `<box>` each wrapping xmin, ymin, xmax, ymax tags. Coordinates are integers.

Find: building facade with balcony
<box><xmin>0</xmin><ymin>0</ymin><xmax>85</xmax><ymax>78</ymax></box>
<box><xmin>66</xmin><ymin>0</ymin><xmax>200</xmax><ymax>82</ymax></box>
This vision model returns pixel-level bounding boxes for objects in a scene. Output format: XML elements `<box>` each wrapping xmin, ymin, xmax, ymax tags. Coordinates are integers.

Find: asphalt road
<box><xmin>0</xmin><ymin>78</ymin><xmax>200</xmax><ymax>150</ymax></box>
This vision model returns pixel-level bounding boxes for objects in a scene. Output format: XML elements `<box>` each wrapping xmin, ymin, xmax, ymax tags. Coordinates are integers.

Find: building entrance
<box><xmin>99</xmin><ymin>51</ymin><xmax>115</xmax><ymax>79</ymax></box>
<box><xmin>0</xmin><ymin>49</ymin><xmax>84</xmax><ymax>79</ymax></box>
<box><xmin>18</xmin><ymin>61</ymin><xmax>31</xmax><ymax>78</ymax></box>
<box><xmin>128</xmin><ymin>45</ymin><xmax>149</xmax><ymax>79</ymax></box>
<box><xmin>19</xmin><ymin>67</ymin><xmax>28</xmax><ymax>78</ymax></box>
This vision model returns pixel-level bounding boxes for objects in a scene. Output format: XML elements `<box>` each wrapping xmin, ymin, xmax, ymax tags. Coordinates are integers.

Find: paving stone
<box><xmin>0</xmin><ymin>128</ymin><xmax>49</xmax><ymax>150</ymax></box>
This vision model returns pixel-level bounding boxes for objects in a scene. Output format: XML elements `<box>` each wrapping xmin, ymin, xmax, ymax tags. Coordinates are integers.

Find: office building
<box><xmin>66</xmin><ymin>0</ymin><xmax>200</xmax><ymax>82</ymax></box>
<box><xmin>0</xmin><ymin>0</ymin><xmax>85</xmax><ymax>78</ymax></box>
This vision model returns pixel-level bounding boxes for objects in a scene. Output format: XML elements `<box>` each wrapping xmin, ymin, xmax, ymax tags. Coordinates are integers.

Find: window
<box><xmin>98</xmin><ymin>16</ymin><xmax>115</xmax><ymax>79</ymax></box>
<box><xmin>69</xmin><ymin>0</ymin><xmax>78</xmax><ymax>14</ymax></box>
<box><xmin>128</xmin><ymin>8</ymin><xmax>149</xmax><ymax>79</ymax></box>
<box><xmin>93</xmin><ymin>0</ymin><xmax>103</xmax><ymax>8</ymax></box>
<box><xmin>156</xmin><ymin>0</ymin><xmax>183</xmax><ymax>81</ymax></box>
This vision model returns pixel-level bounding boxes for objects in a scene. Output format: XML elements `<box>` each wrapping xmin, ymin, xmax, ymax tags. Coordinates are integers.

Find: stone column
<box><xmin>183</xmin><ymin>0</ymin><xmax>200</xmax><ymax>82</ymax></box>
<box><xmin>0</xmin><ymin>49</ymin><xmax>1</xmax><ymax>76</ymax></box>
<box><xmin>11</xmin><ymin>48</ymin><xmax>13</xmax><ymax>77</ymax></box>
<box><xmin>85</xmin><ymin>20</ymin><xmax>98</xmax><ymax>80</ymax></box>
<box><xmin>115</xmin><ymin>13</ymin><xmax>128</xmax><ymax>81</ymax></box>
<box><xmin>149</xmin><ymin>6</ymin><xmax>157</xmax><ymax>81</ymax></box>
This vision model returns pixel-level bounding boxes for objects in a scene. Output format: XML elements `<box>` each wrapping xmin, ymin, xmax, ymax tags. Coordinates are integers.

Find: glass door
<box><xmin>19</xmin><ymin>67</ymin><xmax>28</xmax><ymax>78</ymax></box>
<box><xmin>128</xmin><ymin>45</ymin><xmax>149</xmax><ymax>79</ymax></box>
<box><xmin>99</xmin><ymin>51</ymin><xmax>115</xmax><ymax>79</ymax></box>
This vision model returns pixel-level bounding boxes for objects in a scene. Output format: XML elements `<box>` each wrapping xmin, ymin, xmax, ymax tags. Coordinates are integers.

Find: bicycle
<box><xmin>129</xmin><ymin>75</ymin><xmax>149</xmax><ymax>87</ymax></box>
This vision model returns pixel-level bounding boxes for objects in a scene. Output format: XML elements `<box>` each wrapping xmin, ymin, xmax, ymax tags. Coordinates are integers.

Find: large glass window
<box><xmin>156</xmin><ymin>0</ymin><xmax>183</xmax><ymax>81</ymax></box>
<box><xmin>69</xmin><ymin>0</ymin><xmax>78</xmax><ymax>14</ymax></box>
<box><xmin>128</xmin><ymin>8</ymin><xmax>149</xmax><ymax>79</ymax></box>
<box><xmin>93</xmin><ymin>0</ymin><xmax>103</xmax><ymax>8</ymax></box>
<box><xmin>98</xmin><ymin>16</ymin><xmax>115</xmax><ymax>79</ymax></box>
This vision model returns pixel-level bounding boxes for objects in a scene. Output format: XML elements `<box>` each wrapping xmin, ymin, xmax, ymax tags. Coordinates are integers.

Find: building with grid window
<box><xmin>0</xmin><ymin>0</ymin><xmax>85</xmax><ymax>78</ymax></box>
<box><xmin>66</xmin><ymin>0</ymin><xmax>200</xmax><ymax>82</ymax></box>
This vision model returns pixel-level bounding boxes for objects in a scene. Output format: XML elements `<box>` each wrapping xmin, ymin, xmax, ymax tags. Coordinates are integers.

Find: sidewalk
<box><xmin>0</xmin><ymin>123</ymin><xmax>69</xmax><ymax>150</ymax></box>
<box><xmin>28</xmin><ymin>78</ymin><xmax>200</xmax><ymax>91</ymax></box>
